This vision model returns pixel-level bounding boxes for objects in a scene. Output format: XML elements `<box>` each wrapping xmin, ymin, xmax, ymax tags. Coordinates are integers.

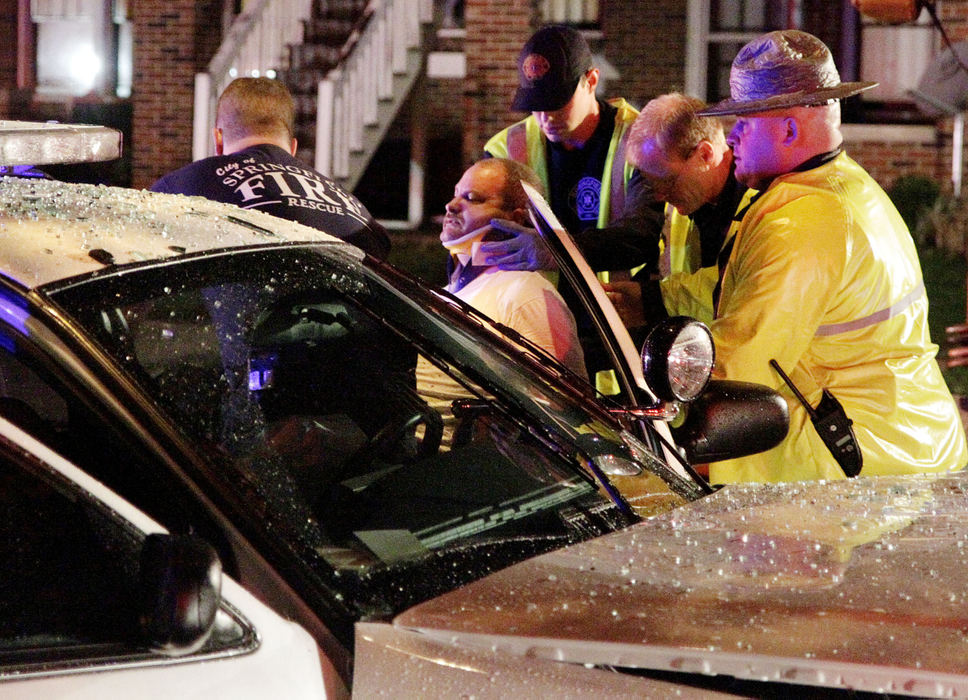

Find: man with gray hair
<box><xmin>151</xmin><ymin>77</ymin><xmax>389</xmax><ymax>258</ymax></box>
<box><xmin>695</xmin><ymin>29</ymin><xmax>966</xmax><ymax>483</ymax></box>
<box><xmin>605</xmin><ymin>92</ymin><xmax>754</xmax><ymax>328</ymax></box>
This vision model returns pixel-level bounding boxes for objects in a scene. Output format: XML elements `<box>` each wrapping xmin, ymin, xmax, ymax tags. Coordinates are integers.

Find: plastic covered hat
<box><xmin>699</xmin><ymin>30</ymin><xmax>877</xmax><ymax>116</ymax></box>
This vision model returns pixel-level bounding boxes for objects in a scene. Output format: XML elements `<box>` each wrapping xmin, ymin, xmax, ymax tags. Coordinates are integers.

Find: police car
<box><xmin>0</xmin><ymin>121</ymin><xmax>798</xmax><ymax>696</ymax></box>
<box><xmin>0</xmin><ymin>410</ymin><xmax>326</xmax><ymax>697</ymax></box>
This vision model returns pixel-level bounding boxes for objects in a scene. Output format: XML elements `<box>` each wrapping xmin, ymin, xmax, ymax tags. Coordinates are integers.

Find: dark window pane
<box><xmin>707</xmin><ymin>41</ymin><xmax>749</xmax><ymax>104</ymax></box>
<box><xmin>0</xmin><ymin>455</ymin><xmax>140</xmax><ymax>654</ymax></box>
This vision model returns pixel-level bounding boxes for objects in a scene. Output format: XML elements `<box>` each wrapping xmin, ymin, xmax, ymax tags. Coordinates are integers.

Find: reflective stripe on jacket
<box><xmin>709</xmin><ymin>151</ymin><xmax>967</xmax><ymax>483</ymax></box>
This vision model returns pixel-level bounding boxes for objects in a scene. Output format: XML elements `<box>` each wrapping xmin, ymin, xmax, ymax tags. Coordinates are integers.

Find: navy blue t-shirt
<box><xmin>150</xmin><ymin>144</ymin><xmax>390</xmax><ymax>258</ymax></box>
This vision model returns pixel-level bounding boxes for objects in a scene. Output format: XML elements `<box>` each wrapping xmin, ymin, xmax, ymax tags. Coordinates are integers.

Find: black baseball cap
<box><xmin>511</xmin><ymin>25</ymin><xmax>593</xmax><ymax>112</ymax></box>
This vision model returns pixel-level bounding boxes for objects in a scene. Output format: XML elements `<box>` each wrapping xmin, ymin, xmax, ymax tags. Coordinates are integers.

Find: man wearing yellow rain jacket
<box><xmin>698</xmin><ymin>29</ymin><xmax>967</xmax><ymax>483</ymax></box>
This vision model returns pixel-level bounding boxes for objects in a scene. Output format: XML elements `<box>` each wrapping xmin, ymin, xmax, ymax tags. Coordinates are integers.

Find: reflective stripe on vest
<box><xmin>507</xmin><ymin>123</ymin><xmax>527</xmax><ymax>163</ymax></box>
<box><xmin>607</xmin><ymin>128</ymin><xmax>629</xmax><ymax>223</ymax></box>
<box><xmin>815</xmin><ymin>281</ymin><xmax>926</xmax><ymax>336</ymax></box>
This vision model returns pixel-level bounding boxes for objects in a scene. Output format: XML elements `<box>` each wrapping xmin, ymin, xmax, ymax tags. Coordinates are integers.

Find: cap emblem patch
<box><xmin>522</xmin><ymin>54</ymin><xmax>551</xmax><ymax>82</ymax></box>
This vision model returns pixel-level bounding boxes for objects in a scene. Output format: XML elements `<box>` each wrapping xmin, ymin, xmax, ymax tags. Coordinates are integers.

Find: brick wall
<box><xmin>461</xmin><ymin>0</ymin><xmax>535</xmax><ymax>165</ymax></box>
<box><xmin>130</xmin><ymin>0</ymin><xmax>222</xmax><ymax>189</ymax></box>
<box><xmin>845</xmin><ymin>130</ymin><xmax>945</xmax><ymax>192</ymax></box>
<box><xmin>0</xmin><ymin>0</ymin><xmax>19</xmax><ymax>91</ymax></box>
<box><xmin>601</xmin><ymin>0</ymin><xmax>687</xmax><ymax>106</ymax></box>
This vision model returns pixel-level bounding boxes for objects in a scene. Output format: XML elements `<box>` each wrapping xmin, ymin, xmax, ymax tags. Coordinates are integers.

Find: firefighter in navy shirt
<box><xmin>151</xmin><ymin>77</ymin><xmax>389</xmax><ymax>259</ymax></box>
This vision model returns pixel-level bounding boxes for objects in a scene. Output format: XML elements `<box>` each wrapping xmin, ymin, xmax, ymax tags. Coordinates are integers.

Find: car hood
<box><xmin>393</xmin><ymin>472</ymin><xmax>968</xmax><ymax>696</ymax></box>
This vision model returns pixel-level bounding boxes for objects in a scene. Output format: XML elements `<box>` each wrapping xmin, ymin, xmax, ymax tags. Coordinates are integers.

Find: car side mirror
<box><xmin>139</xmin><ymin>533</ymin><xmax>222</xmax><ymax>657</ymax></box>
<box><xmin>672</xmin><ymin>379</ymin><xmax>789</xmax><ymax>463</ymax></box>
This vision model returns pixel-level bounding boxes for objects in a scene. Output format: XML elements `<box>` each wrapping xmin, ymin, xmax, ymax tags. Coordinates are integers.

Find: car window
<box><xmin>47</xmin><ymin>246</ymin><xmax>696</xmax><ymax>629</ymax></box>
<box><xmin>0</xmin><ymin>318</ymin><xmax>239</xmax><ymax>567</ymax></box>
<box><xmin>0</xmin><ymin>431</ymin><xmax>253</xmax><ymax>675</ymax></box>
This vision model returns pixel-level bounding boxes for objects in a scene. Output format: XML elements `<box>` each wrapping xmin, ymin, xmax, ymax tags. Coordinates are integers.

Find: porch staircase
<box><xmin>195</xmin><ymin>0</ymin><xmax>434</xmax><ymax>193</ymax></box>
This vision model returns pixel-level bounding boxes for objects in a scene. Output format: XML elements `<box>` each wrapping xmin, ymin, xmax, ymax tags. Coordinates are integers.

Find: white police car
<box><xmin>0</xmin><ymin>417</ymin><xmax>326</xmax><ymax>698</ymax></box>
<box><xmin>0</xmin><ymin>121</ymin><xmax>793</xmax><ymax>696</ymax></box>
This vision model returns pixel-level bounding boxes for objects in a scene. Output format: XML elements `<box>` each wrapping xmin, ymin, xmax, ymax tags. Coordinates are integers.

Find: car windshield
<box><xmin>47</xmin><ymin>244</ymin><xmax>696</xmax><ymax>620</ymax></box>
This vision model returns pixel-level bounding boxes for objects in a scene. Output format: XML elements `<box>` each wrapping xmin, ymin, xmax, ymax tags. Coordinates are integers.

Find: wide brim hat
<box><xmin>698</xmin><ymin>30</ymin><xmax>877</xmax><ymax>117</ymax></box>
<box><xmin>511</xmin><ymin>25</ymin><xmax>593</xmax><ymax>112</ymax></box>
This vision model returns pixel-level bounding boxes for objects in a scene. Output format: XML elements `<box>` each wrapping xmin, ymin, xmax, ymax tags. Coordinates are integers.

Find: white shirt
<box><xmin>449</xmin><ymin>267</ymin><xmax>586</xmax><ymax>378</ymax></box>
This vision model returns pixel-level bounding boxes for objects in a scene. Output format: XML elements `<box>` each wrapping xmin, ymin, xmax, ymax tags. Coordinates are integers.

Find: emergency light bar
<box><xmin>0</xmin><ymin>120</ymin><xmax>122</xmax><ymax>166</ymax></box>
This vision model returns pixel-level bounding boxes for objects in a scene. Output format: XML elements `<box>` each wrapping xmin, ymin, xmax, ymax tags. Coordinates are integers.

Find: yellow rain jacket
<box><xmin>709</xmin><ymin>151</ymin><xmax>968</xmax><ymax>483</ymax></box>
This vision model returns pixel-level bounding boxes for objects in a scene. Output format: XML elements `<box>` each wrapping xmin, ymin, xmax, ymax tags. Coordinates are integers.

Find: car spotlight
<box><xmin>641</xmin><ymin>317</ymin><xmax>714</xmax><ymax>402</ymax></box>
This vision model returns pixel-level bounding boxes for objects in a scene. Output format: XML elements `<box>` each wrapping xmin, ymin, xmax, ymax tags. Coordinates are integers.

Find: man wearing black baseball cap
<box><xmin>481</xmin><ymin>25</ymin><xmax>663</xmax><ymax>388</ymax></box>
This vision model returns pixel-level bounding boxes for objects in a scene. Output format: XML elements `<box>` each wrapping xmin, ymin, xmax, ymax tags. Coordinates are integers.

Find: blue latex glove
<box><xmin>477</xmin><ymin>218</ymin><xmax>558</xmax><ymax>271</ymax></box>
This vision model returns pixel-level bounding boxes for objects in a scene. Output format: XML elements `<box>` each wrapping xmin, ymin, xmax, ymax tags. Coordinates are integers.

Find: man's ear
<box><xmin>695</xmin><ymin>140</ymin><xmax>716</xmax><ymax>167</ymax></box>
<box><xmin>783</xmin><ymin>117</ymin><xmax>799</xmax><ymax>146</ymax></box>
<box><xmin>289</xmin><ymin>137</ymin><xmax>298</xmax><ymax>156</ymax></box>
<box><xmin>509</xmin><ymin>207</ymin><xmax>530</xmax><ymax>225</ymax></box>
<box><xmin>584</xmin><ymin>67</ymin><xmax>600</xmax><ymax>92</ymax></box>
<box><xmin>213</xmin><ymin>127</ymin><xmax>225</xmax><ymax>155</ymax></box>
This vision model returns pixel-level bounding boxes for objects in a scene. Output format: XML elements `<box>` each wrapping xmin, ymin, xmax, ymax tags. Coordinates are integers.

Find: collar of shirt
<box><xmin>446</xmin><ymin>254</ymin><xmax>494</xmax><ymax>293</ymax></box>
<box><xmin>792</xmin><ymin>146</ymin><xmax>843</xmax><ymax>173</ymax></box>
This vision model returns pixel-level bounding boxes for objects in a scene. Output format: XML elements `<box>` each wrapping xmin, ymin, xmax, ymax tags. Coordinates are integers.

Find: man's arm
<box><xmin>480</xmin><ymin>170</ymin><xmax>665</xmax><ymax>273</ymax></box>
<box><xmin>711</xmin><ymin>200</ymin><xmax>846</xmax><ymax>386</ymax></box>
<box><xmin>572</xmin><ymin>170</ymin><xmax>665</xmax><ymax>273</ymax></box>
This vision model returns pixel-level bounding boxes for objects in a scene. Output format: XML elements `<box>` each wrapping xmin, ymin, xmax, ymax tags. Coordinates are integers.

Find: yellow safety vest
<box><xmin>658</xmin><ymin>190</ymin><xmax>757</xmax><ymax>326</ymax></box>
<box><xmin>484</xmin><ymin>97</ymin><xmax>639</xmax><ymax>231</ymax></box>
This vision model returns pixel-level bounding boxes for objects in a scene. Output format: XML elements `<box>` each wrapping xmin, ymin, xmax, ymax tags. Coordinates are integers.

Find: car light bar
<box><xmin>0</xmin><ymin>120</ymin><xmax>122</xmax><ymax>166</ymax></box>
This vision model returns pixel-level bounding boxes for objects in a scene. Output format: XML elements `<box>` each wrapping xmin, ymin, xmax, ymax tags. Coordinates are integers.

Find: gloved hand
<box><xmin>477</xmin><ymin>218</ymin><xmax>558</xmax><ymax>271</ymax></box>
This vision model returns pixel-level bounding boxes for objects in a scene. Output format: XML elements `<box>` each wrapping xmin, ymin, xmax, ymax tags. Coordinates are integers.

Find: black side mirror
<box><xmin>672</xmin><ymin>379</ymin><xmax>789</xmax><ymax>463</ymax></box>
<box><xmin>139</xmin><ymin>533</ymin><xmax>222</xmax><ymax>657</ymax></box>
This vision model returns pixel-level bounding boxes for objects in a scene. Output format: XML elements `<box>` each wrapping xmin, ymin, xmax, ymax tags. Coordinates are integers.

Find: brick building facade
<box><xmin>129</xmin><ymin>0</ymin><xmax>223</xmax><ymax>188</ymax></box>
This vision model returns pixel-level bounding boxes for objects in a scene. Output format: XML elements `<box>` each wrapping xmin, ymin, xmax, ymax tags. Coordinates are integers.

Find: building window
<box><xmin>540</xmin><ymin>0</ymin><xmax>600</xmax><ymax>28</ymax></box>
<box><xmin>30</xmin><ymin>0</ymin><xmax>130</xmax><ymax>98</ymax></box>
<box><xmin>686</xmin><ymin>0</ymin><xmax>936</xmax><ymax>124</ymax></box>
<box><xmin>857</xmin><ymin>6</ymin><xmax>934</xmax><ymax>122</ymax></box>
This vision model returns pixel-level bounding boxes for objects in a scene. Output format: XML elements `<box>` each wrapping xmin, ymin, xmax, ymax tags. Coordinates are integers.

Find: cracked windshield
<box><xmin>48</xmin><ymin>244</ymin><xmax>690</xmax><ymax>609</ymax></box>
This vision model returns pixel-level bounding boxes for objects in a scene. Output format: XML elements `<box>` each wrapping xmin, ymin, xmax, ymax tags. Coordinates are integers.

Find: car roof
<box><xmin>0</xmin><ymin>176</ymin><xmax>354</xmax><ymax>289</ymax></box>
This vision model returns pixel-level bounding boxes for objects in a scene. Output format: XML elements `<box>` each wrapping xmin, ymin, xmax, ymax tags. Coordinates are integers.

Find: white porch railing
<box><xmin>193</xmin><ymin>0</ymin><xmax>433</xmax><ymax>195</ymax></box>
<box><xmin>193</xmin><ymin>0</ymin><xmax>313</xmax><ymax>160</ymax></box>
<box><xmin>315</xmin><ymin>0</ymin><xmax>433</xmax><ymax>187</ymax></box>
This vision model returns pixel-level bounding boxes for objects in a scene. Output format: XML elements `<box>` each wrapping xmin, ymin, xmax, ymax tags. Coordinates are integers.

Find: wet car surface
<box><xmin>369</xmin><ymin>472</ymin><xmax>968</xmax><ymax>697</ymax></box>
<box><xmin>0</xmin><ymin>167</ymin><xmax>712</xmax><ymax>692</ymax></box>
